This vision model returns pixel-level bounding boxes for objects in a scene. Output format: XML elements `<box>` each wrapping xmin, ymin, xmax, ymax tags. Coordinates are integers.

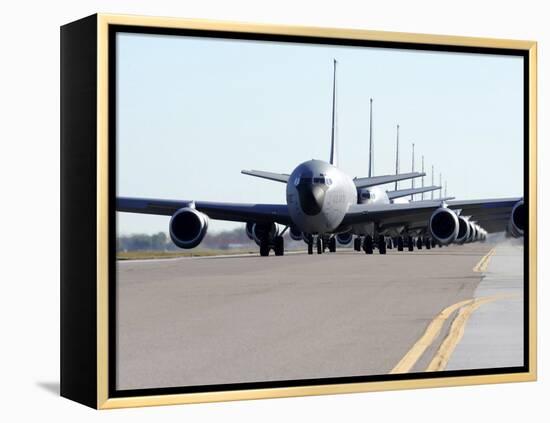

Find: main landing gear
<box><xmin>424</xmin><ymin>237</ymin><xmax>431</xmax><ymax>250</ymax></box>
<box><xmin>397</xmin><ymin>236</ymin><xmax>404</xmax><ymax>251</ymax></box>
<box><xmin>407</xmin><ymin>236</ymin><xmax>414</xmax><ymax>251</ymax></box>
<box><xmin>363</xmin><ymin>235</ymin><xmax>374</xmax><ymax>254</ymax></box>
<box><xmin>328</xmin><ymin>237</ymin><xmax>336</xmax><ymax>253</ymax></box>
<box><xmin>259</xmin><ymin>235</ymin><xmax>285</xmax><ymax>257</ymax></box>
<box><xmin>378</xmin><ymin>235</ymin><xmax>387</xmax><ymax>255</ymax></box>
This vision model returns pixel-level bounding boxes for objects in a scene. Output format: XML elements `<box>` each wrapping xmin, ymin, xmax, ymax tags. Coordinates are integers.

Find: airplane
<box><xmin>116</xmin><ymin>59</ymin><xmax>524</xmax><ymax>257</ymax></box>
<box><xmin>340</xmin><ymin>105</ymin><xmax>501</xmax><ymax>256</ymax></box>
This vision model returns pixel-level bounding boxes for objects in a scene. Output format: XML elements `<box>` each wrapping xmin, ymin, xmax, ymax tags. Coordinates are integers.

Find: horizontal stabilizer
<box><xmin>354</xmin><ymin>172</ymin><xmax>424</xmax><ymax>189</ymax></box>
<box><xmin>241</xmin><ymin>169</ymin><xmax>289</xmax><ymax>183</ymax></box>
<box><xmin>387</xmin><ymin>185</ymin><xmax>441</xmax><ymax>200</ymax></box>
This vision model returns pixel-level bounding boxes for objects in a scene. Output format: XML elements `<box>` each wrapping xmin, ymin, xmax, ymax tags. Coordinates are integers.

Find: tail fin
<box><xmin>410</xmin><ymin>143</ymin><xmax>415</xmax><ymax>201</ymax></box>
<box><xmin>368</xmin><ymin>98</ymin><xmax>374</xmax><ymax>177</ymax></box>
<box><xmin>329</xmin><ymin>59</ymin><xmax>338</xmax><ymax>166</ymax></box>
<box><xmin>394</xmin><ymin>124</ymin><xmax>400</xmax><ymax>190</ymax></box>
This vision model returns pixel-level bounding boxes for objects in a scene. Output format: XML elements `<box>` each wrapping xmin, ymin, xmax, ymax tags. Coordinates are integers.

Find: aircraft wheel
<box><xmin>274</xmin><ymin>236</ymin><xmax>284</xmax><ymax>256</ymax></box>
<box><xmin>307</xmin><ymin>241</ymin><xmax>313</xmax><ymax>255</ymax></box>
<box><xmin>317</xmin><ymin>237</ymin><xmax>323</xmax><ymax>254</ymax></box>
<box><xmin>378</xmin><ymin>235</ymin><xmax>387</xmax><ymax>255</ymax></box>
<box><xmin>387</xmin><ymin>238</ymin><xmax>393</xmax><ymax>249</ymax></box>
<box><xmin>407</xmin><ymin>236</ymin><xmax>414</xmax><ymax>251</ymax></box>
<box><xmin>397</xmin><ymin>236</ymin><xmax>404</xmax><ymax>251</ymax></box>
<box><xmin>354</xmin><ymin>237</ymin><xmax>361</xmax><ymax>251</ymax></box>
<box><xmin>416</xmin><ymin>237</ymin><xmax>423</xmax><ymax>250</ymax></box>
<box><xmin>363</xmin><ymin>235</ymin><xmax>373</xmax><ymax>255</ymax></box>
<box><xmin>425</xmin><ymin>237</ymin><xmax>431</xmax><ymax>250</ymax></box>
<box><xmin>259</xmin><ymin>240</ymin><xmax>270</xmax><ymax>257</ymax></box>
<box><xmin>328</xmin><ymin>237</ymin><xmax>336</xmax><ymax>253</ymax></box>
<box><xmin>431</xmin><ymin>239</ymin><xmax>436</xmax><ymax>248</ymax></box>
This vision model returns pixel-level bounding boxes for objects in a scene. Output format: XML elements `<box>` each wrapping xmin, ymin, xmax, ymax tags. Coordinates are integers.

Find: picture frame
<box><xmin>60</xmin><ymin>13</ymin><xmax>537</xmax><ymax>409</ymax></box>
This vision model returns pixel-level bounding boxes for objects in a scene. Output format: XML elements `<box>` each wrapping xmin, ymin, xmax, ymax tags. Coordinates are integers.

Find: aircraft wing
<box><xmin>117</xmin><ymin>197</ymin><xmax>292</xmax><ymax>225</ymax></box>
<box><xmin>387</xmin><ymin>185</ymin><xmax>440</xmax><ymax>200</ymax></box>
<box><xmin>341</xmin><ymin>197</ymin><xmax>522</xmax><ymax>233</ymax></box>
<box><xmin>354</xmin><ymin>172</ymin><xmax>424</xmax><ymax>189</ymax></box>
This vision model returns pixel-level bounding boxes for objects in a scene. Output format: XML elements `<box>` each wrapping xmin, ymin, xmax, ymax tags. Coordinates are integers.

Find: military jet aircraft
<box><xmin>116</xmin><ymin>60</ymin><xmax>524</xmax><ymax>256</ymax></box>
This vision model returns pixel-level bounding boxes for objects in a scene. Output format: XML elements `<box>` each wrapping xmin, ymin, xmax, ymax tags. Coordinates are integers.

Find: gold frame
<box><xmin>95</xmin><ymin>13</ymin><xmax>537</xmax><ymax>409</ymax></box>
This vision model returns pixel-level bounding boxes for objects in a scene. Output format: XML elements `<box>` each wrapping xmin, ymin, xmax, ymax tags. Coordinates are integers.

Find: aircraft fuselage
<box><xmin>286</xmin><ymin>160</ymin><xmax>356</xmax><ymax>234</ymax></box>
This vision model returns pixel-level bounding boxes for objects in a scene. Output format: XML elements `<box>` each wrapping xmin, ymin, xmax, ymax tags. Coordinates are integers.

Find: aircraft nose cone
<box><xmin>297</xmin><ymin>184</ymin><xmax>325</xmax><ymax>216</ymax></box>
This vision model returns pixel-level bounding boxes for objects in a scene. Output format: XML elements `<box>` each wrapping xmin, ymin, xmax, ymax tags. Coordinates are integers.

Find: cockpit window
<box><xmin>361</xmin><ymin>190</ymin><xmax>374</xmax><ymax>200</ymax></box>
<box><xmin>295</xmin><ymin>175</ymin><xmax>332</xmax><ymax>186</ymax></box>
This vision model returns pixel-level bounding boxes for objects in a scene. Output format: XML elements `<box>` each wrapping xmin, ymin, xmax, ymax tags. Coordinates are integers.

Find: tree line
<box><xmin>117</xmin><ymin>227</ymin><xmax>276</xmax><ymax>251</ymax></box>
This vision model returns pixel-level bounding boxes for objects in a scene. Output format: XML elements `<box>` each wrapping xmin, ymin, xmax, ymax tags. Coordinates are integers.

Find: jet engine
<box><xmin>336</xmin><ymin>232</ymin><xmax>353</xmax><ymax>245</ymax></box>
<box><xmin>169</xmin><ymin>207</ymin><xmax>209</xmax><ymax>249</ymax></box>
<box><xmin>478</xmin><ymin>228</ymin><xmax>487</xmax><ymax>241</ymax></box>
<box><xmin>455</xmin><ymin>216</ymin><xmax>471</xmax><ymax>244</ymax></box>
<box><xmin>289</xmin><ymin>226</ymin><xmax>303</xmax><ymax>241</ymax></box>
<box><xmin>252</xmin><ymin>222</ymin><xmax>279</xmax><ymax>245</ymax></box>
<box><xmin>468</xmin><ymin>221</ymin><xmax>477</xmax><ymax>242</ymax></box>
<box><xmin>428</xmin><ymin>207</ymin><xmax>459</xmax><ymax>245</ymax></box>
<box><xmin>507</xmin><ymin>200</ymin><xmax>524</xmax><ymax>238</ymax></box>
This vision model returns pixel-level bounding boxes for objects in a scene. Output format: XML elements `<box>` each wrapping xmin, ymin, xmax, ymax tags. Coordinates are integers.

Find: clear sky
<box><xmin>116</xmin><ymin>32</ymin><xmax>524</xmax><ymax>235</ymax></box>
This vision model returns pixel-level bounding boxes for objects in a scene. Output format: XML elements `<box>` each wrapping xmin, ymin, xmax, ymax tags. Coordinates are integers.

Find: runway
<box><xmin>116</xmin><ymin>241</ymin><xmax>524</xmax><ymax>390</ymax></box>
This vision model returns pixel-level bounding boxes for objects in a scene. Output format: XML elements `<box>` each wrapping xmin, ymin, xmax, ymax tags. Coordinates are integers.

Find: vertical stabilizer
<box><xmin>410</xmin><ymin>143</ymin><xmax>415</xmax><ymax>201</ymax></box>
<box><xmin>421</xmin><ymin>155</ymin><xmax>425</xmax><ymax>200</ymax></box>
<box><xmin>329</xmin><ymin>59</ymin><xmax>338</xmax><ymax>166</ymax></box>
<box><xmin>368</xmin><ymin>98</ymin><xmax>374</xmax><ymax>177</ymax></box>
<box><xmin>394</xmin><ymin>125</ymin><xmax>400</xmax><ymax>191</ymax></box>
<box><xmin>431</xmin><ymin>165</ymin><xmax>434</xmax><ymax>200</ymax></box>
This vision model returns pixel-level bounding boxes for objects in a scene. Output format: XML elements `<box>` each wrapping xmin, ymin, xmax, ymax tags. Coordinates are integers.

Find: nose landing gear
<box><xmin>316</xmin><ymin>236</ymin><xmax>323</xmax><ymax>254</ymax></box>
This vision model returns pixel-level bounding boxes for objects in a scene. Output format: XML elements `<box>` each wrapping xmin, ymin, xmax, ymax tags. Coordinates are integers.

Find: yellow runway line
<box><xmin>473</xmin><ymin>247</ymin><xmax>496</xmax><ymax>272</ymax></box>
<box><xmin>426</xmin><ymin>294</ymin><xmax>520</xmax><ymax>372</ymax></box>
<box><xmin>389</xmin><ymin>299</ymin><xmax>474</xmax><ymax>374</ymax></box>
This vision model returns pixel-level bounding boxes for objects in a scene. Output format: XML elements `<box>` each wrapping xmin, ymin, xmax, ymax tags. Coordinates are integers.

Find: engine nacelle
<box><xmin>508</xmin><ymin>200</ymin><xmax>524</xmax><ymax>238</ymax></box>
<box><xmin>429</xmin><ymin>207</ymin><xmax>459</xmax><ymax>245</ymax></box>
<box><xmin>289</xmin><ymin>226</ymin><xmax>303</xmax><ymax>241</ymax></box>
<box><xmin>455</xmin><ymin>216</ymin><xmax>471</xmax><ymax>244</ymax></box>
<box><xmin>252</xmin><ymin>222</ymin><xmax>279</xmax><ymax>245</ymax></box>
<box><xmin>479</xmin><ymin>228</ymin><xmax>487</xmax><ymax>241</ymax></box>
<box><xmin>169</xmin><ymin>207</ymin><xmax>209</xmax><ymax>249</ymax></box>
<box><xmin>336</xmin><ymin>232</ymin><xmax>353</xmax><ymax>245</ymax></box>
<box><xmin>468</xmin><ymin>221</ymin><xmax>477</xmax><ymax>242</ymax></box>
